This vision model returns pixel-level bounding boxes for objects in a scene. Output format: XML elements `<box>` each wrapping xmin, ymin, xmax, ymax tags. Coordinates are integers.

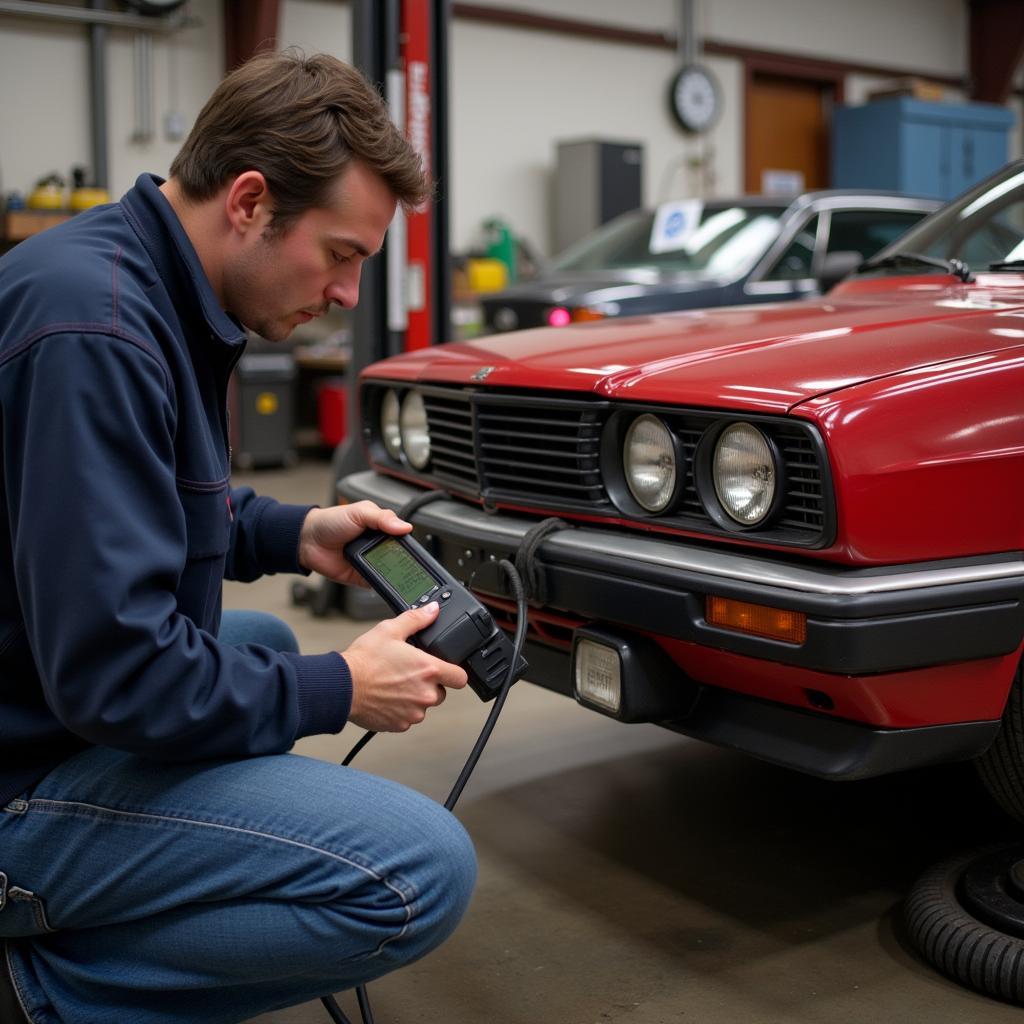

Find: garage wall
<box><xmin>0</xmin><ymin>0</ymin><xmax>1015</xmax><ymax>261</ymax></box>
<box><xmin>475</xmin><ymin>0</ymin><xmax>965</xmax><ymax>74</ymax></box>
<box><xmin>279</xmin><ymin>0</ymin><xmax>350</xmax><ymax>63</ymax></box>
<box><xmin>0</xmin><ymin>0</ymin><xmax>222</xmax><ymax>203</ymax></box>
<box><xmin>710</xmin><ymin>0</ymin><xmax>962</xmax><ymax>73</ymax></box>
<box><xmin>450</xmin><ymin>19</ymin><xmax>742</xmax><ymax>258</ymax></box>
<box><xmin>0</xmin><ymin>0</ymin><xmax>353</xmax><ymax>205</ymax></box>
<box><xmin>450</xmin><ymin>0</ymin><xmax>980</xmax><ymax>256</ymax></box>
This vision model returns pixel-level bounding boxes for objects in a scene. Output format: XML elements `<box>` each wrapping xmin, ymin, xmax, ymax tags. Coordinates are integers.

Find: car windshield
<box><xmin>550</xmin><ymin>202</ymin><xmax>788</xmax><ymax>275</ymax></box>
<box><xmin>862</xmin><ymin>161</ymin><xmax>1024</xmax><ymax>274</ymax></box>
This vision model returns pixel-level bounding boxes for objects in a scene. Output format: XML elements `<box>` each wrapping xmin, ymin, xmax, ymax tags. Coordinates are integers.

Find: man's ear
<box><xmin>224</xmin><ymin>171</ymin><xmax>273</xmax><ymax>237</ymax></box>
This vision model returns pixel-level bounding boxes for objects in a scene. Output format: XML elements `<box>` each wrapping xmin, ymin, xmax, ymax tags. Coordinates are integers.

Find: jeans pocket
<box><xmin>0</xmin><ymin>872</ymin><xmax>56</xmax><ymax>937</ymax></box>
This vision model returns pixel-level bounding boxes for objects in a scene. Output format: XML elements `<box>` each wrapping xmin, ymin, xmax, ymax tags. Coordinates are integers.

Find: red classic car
<box><xmin>339</xmin><ymin>160</ymin><xmax>1024</xmax><ymax>822</ymax></box>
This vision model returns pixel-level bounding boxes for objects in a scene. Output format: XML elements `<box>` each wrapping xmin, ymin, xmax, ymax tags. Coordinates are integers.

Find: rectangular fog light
<box><xmin>573</xmin><ymin>639</ymin><xmax>622</xmax><ymax>713</ymax></box>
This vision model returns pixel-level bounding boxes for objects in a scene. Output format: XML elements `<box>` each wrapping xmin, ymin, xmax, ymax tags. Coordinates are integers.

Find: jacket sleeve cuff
<box><xmin>285</xmin><ymin>651</ymin><xmax>351</xmax><ymax>737</ymax></box>
<box><xmin>257</xmin><ymin>500</ymin><xmax>316</xmax><ymax>575</ymax></box>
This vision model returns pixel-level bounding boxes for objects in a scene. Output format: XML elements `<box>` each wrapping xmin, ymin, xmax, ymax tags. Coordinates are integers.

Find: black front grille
<box><xmin>365</xmin><ymin>382</ymin><xmax>834</xmax><ymax>548</ymax></box>
<box><xmin>776</xmin><ymin>429</ymin><xmax>826</xmax><ymax>534</ymax></box>
<box><xmin>422</xmin><ymin>392</ymin><xmax>477</xmax><ymax>489</ymax></box>
<box><xmin>476</xmin><ymin>401</ymin><xmax>606</xmax><ymax>505</ymax></box>
<box><xmin>678</xmin><ymin>424</ymin><xmax>706</xmax><ymax>518</ymax></box>
<box><xmin>416</xmin><ymin>389</ymin><xmax>611</xmax><ymax>508</ymax></box>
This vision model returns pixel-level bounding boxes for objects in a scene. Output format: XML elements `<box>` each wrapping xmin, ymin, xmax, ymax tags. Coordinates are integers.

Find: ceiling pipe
<box><xmin>677</xmin><ymin>0</ymin><xmax>697</xmax><ymax>67</ymax></box>
<box><xmin>0</xmin><ymin>0</ymin><xmax>189</xmax><ymax>32</ymax></box>
<box><xmin>88</xmin><ymin>0</ymin><xmax>109</xmax><ymax>189</ymax></box>
<box><xmin>0</xmin><ymin>0</ymin><xmax>197</xmax><ymax>190</ymax></box>
<box><xmin>132</xmin><ymin>31</ymin><xmax>155</xmax><ymax>144</ymax></box>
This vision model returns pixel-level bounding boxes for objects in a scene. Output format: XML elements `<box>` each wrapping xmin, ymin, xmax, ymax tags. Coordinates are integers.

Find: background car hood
<box><xmin>482</xmin><ymin>269</ymin><xmax>724</xmax><ymax>305</ymax></box>
<box><xmin>370</xmin><ymin>278</ymin><xmax>1024</xmax><ymax>413</ymax></box>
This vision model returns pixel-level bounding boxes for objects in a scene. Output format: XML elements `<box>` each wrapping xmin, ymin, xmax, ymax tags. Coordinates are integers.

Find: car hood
<box><xmin>481</xmin><ymin>269</ymin><xmax>725</xmax><ymax>305</ymax></box>
<box><xmin>370</xmin><ymin>276</ymin><xmax>1024</xmax><ymax>414</ymax></box>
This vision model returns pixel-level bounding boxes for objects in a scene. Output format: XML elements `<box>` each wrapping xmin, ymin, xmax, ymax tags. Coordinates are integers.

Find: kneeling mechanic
<box><xmin>0</xmin><ymin>49</ymin><xmax>476</xmax><ymax>1024</ymax></box>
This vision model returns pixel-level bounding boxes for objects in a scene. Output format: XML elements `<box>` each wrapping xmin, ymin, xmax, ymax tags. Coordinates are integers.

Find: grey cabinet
<box><xmin>554</xmin><ymin>139</ymin><xmax>643</xmax><ymax>253</ymax></box>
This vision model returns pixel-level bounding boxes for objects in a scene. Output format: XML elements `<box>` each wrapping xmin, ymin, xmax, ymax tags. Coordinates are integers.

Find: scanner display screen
<box><xmin>363</xmin><ymin>537</ymin><xmax>436</xmax><ymax>604</ymax></box>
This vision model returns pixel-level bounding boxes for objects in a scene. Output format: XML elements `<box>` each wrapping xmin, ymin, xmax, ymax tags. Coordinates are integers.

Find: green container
<box><xmin>484</xmin><ymin>218</ymin><xmax>516</xmax><ymax>283</ymax></box>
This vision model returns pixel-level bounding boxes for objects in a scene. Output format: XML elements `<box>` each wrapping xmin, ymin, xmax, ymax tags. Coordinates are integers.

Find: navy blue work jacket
<box><xmin>0</xmin><ymin>175</ymin><xmax>350</xmax><ymax>804</ymax></box>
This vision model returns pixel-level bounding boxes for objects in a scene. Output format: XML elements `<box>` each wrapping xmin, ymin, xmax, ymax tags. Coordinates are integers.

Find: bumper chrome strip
<box><xmin>340</xmin><ymin>471</ymin><xmax>1024</xmax><ymax>598</ymax></box>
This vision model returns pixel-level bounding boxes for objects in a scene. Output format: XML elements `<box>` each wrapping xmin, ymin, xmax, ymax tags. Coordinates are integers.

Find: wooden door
<box><xmin>746</xmin><ymin>73</ymin><xmax>835</xmax><ymax>194</ymax></box>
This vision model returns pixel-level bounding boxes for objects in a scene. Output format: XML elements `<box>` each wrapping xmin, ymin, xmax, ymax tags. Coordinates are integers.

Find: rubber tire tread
<box><xmin>904</xmin><ymin>844</ymin><xmax>1024</xmax><ymax>1004</ymax></box>
<box><xmin>977</xmin><ymin>660</ymin><xmax>1024</xmax><ymax>823</ymax></box>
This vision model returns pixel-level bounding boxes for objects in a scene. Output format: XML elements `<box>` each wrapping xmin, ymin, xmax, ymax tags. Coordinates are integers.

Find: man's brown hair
<box><xmin>169</xmin><ymin>49</ymin><xmax>429</xmax><ymax>231</ymax></box>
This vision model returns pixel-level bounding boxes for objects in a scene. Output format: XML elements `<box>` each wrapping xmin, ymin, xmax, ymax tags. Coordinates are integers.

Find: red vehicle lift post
<box><xmin>297</xmin><ymin>0</ymin><xmax>451</xmax><ymax>616</ymax></box>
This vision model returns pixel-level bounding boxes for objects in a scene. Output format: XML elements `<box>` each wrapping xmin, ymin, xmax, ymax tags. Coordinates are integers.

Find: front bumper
<box><xmin>340</xmin><ymin>471</ymin><xmax>1021</xmax><ymax>778</ymax></box>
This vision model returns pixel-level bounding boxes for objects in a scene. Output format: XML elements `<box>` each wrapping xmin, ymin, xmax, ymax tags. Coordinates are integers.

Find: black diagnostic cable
<box><xmin>443</xmin><ymin>559</ymin><xmax>526</xmax><ymax>812</ymax></box>
<box><xmin>320</xmin><ymin>995</ymin><xmax>351</xmax><ymax>1024</ymax></box>
<box><xmin>340</xmin><ymin>725</ymin><xmax>376</xmax><ymax>767</ymax></box>
<box><xmin>320</xmin><ymin>558</ymin><xmax>528</xmax><ymax>1024</ymax></box>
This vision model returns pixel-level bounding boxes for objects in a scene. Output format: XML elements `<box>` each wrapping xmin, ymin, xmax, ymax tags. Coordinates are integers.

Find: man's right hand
<box><xmin>341</xmin><ymin>602</ymin><xmax>469</xmax><ymax>733</ymax></box>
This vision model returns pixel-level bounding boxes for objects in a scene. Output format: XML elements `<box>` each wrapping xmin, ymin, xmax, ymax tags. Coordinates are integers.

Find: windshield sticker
<box><xmin>649</xmin><ymin>200</ymin><xmax>704</xmax><ymax>254</ymax></box>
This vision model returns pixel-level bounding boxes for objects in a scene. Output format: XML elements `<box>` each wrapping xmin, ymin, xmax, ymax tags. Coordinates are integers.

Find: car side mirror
<box><xmin>818</xmin><ymin>250</ymin><xmax>863</xmax><ymax>292</ymax></box>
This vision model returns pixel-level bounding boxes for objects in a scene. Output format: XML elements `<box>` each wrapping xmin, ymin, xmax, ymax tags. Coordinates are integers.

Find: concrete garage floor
<box><xmin>235</xmin><ymin>459</ymin><xmax>1024</xmax><ymax>1024</ymax></box>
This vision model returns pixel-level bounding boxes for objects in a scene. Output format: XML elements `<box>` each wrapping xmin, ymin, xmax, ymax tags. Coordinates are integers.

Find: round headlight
<box><xmin>624</xmin><ymin>415</ymin><xmax>677</xmax><ymax>512</ymax></box>
<box><xmin>713</xmin><ymin>423</ymin><xmax>776</xmax><ymax>525</ymax></box>
<box><xmin>400</xmin><ymin>390</ymin><xmax>431</xmax><ymax>469</ymax></box>
<box><xmin>380</xmin><ymin>389</ymin><xmax>402</xmax><ymax>460</ymax></box>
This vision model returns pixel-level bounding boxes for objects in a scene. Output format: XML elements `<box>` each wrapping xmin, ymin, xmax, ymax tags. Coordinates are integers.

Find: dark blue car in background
<box><xmin>481</xmin><ymin>191</ymin><xmax>939</xmax><ymax>333</ymax></box>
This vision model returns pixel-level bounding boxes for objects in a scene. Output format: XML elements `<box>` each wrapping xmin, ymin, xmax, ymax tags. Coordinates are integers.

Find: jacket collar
<box><xmin>121</xmin><ymin>174</ymin><xmax>246</xmax><ymax>348</ymax></box>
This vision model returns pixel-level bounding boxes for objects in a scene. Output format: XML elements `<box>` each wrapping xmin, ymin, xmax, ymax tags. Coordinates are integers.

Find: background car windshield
<box><xmin>550</xmin><ymin>204</ymin><xmax>787</xmax><ymax>274</ymax></box>
<box><xmin>867</xmin><ymin>163</ymin><xmax>1024</xmax><ymax>271</ymax></box>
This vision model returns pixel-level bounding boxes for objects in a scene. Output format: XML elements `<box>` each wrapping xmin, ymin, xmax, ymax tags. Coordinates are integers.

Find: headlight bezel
<box><xmin>695</xmin><ymin>420</ymin><xmax>785</xmax><ymax>531</ymax></box>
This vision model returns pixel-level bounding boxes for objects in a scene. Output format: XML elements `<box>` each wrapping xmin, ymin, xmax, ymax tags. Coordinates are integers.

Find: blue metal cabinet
<box><xmin>832</xmin><ymin>97</ymin><xmax>1015</xmax><ymax>199</ymax></box>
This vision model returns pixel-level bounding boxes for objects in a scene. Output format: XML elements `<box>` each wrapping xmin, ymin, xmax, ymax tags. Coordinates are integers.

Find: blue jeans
<box><xmin>0</xmin><ymin>612</ymin><xmax>477</xmax><ymax>1023</ymax></box>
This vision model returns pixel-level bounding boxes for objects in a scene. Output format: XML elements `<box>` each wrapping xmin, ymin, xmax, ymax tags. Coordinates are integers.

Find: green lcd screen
<box><xmin>364</xmin><ymin>538</ymin><xmax>437</xmax><ymax>605</ymax></box>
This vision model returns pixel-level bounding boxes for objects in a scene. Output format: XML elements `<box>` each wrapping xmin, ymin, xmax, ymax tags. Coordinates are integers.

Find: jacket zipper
<box><xmin>222</xmin><ymin>342</ymin><xmax>245</xmax><ymax>469</ymax></box>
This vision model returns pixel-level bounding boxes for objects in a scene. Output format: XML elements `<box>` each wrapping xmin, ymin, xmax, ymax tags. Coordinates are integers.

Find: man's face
<box><xmin>222</xmin><ymin>161</ymin><xmax>397</xmax><ymax>342</ymax></box>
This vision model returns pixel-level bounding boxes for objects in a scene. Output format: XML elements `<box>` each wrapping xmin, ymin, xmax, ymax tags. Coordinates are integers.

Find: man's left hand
<box><xmin>298</xmin><ymin>500</ymin><xmax>411</xmax><ymax>587</ymax></box>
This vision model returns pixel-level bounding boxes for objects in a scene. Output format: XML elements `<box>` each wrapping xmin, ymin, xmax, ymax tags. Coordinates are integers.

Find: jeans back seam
<box><xmin>5</xmin><ymin>941</ymin><xmax>34</xmax><ymax>1023</ymax></box>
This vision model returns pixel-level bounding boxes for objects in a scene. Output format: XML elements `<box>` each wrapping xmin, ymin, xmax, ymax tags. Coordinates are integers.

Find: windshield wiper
<box><xmin>987</xmin><ymin>258</ymin><xmax>1024</xmax><ymax>271</ymax></box>
<box><xmin>859</xmin><ymin>251</ymin><xmax>973</xmax><ymax>283</ymax></box>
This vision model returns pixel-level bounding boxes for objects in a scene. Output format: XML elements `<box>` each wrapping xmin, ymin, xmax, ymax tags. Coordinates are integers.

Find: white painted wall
<box><xmin>469</xmin><ymin>0</ymin><xmax>965</xmax><ymax>73</ymax></box>
<box><xmin>0</xmin><ymin>0</ymin><xmax>1015</xmax><ymax>259</ymax></box>
<box><xmin>279</xmin><ymin>0</ymin><xmax>351</xmax><ymax>62</ymax></box>
<box><xmin>0</xmin><ymin>0</ymin><xmax>351</xmax><ymax>205</ymax></box>
<box><xmin>447</xmin><ymin>0</ymin><xmax>981</xmax><ymax>255</ymax></box>
<box><xmin>468</xmin><ymin>0</ymin><xmax>675</xmax><ymax>34</ymax></box>
<box><xmin>705</xmin><ymin>0</ymin><xmax>966</xmax><ymax>73</ymax></box>
<box><xmin>449</xmin><ymin>19</ymin><xmax>744</xmax><ymax>256</ymax></box>
<box><xmin>0</xmin><ymin>0</ymin><xmax>221</xmax><ymax>200</ymax></box>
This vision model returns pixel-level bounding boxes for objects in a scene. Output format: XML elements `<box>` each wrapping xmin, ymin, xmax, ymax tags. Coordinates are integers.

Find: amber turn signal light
<box><xmin>706</xmin><ymin>595</ymin><xmax>807</xmax><ymax>644</ymax></box>
<box><xmin>571</xmin><ymin>307</ymin><xmax>606</xmax><ymax>323</ymax></box>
